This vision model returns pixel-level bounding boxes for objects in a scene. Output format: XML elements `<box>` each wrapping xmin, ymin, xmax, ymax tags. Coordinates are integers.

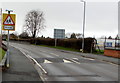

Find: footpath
<box><xmin>2</xmin><ymin>46</ymin><xmax>42</xmax><ymax>82</ymax></box>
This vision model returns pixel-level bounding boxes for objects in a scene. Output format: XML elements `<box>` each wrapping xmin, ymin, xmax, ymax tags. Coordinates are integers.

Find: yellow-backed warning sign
<box><xmin>2</xmin><ymin>13</ymin><xmax>16</xmax><ymax>31</ymax></box>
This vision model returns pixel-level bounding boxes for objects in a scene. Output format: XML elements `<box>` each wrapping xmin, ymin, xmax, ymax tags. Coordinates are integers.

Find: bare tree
<box><xmin>65</xmin><ymin>33</ymin><xmax>82</xmax><ymax>39</ymax></box>
<box><xmin>100</xmin><ymin>35</ymin><xmax>106</xmax><ymax>39</ymax></box>
<box><xmin>70</xmin><ymin>33</ymin><xmax>77</xmax><ymax>39</ymax></box>
<box><xmin>19</xmin><ymin>32</ymin><xmax>29</xmax><ymax>39</ymax></box>
<box><xmin>75</xmin><ymin>33</ymin><xmax>82</xmax><ymax>39</ymax></box>
<box><xmin>24</xmin><ymin>10</ymin><xmax>45</xmax><ymax>38</ymax></box>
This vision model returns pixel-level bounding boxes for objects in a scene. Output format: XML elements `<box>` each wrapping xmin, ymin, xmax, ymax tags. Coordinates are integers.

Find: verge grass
<box><xmin>0</xmin><ymin>48</ymin><xmax>6</xmax><ymax>62</ymax></box>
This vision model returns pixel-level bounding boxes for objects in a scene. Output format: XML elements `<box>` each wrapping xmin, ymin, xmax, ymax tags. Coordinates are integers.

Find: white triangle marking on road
<box><xmin>44</xmin><ymin>59</ymin><xmax>52</xmax><ymax>63</ymax></box>
<box><xmin>63</xmin><ymin>59</ymin><xmax>72</xmax><ymax>63</ymax></box>
<box><xmin>4</xmin><ymin>16</ymin><xmax>14</xmax><ymax>25</ymax></box>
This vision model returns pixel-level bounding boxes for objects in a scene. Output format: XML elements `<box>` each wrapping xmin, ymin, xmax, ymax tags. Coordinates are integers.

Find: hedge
<box><xmin>30</xmin><ymin>38</ymin><xmax>95</xmax><ymax>53</ymax></box>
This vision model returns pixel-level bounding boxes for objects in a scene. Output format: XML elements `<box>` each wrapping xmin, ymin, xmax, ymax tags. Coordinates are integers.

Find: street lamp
<box><xmin>81</xmin><ymin>0</ymin><xmax>86</xmax><ymax>53</ymax></box>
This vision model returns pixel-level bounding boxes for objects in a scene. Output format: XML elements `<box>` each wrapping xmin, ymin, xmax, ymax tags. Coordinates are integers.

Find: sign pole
<box><xmin>6</xmin><ymin>10</ymin><xmax>13</xmax><ymax>67</ymax></box>
<box><xmin>7</xmin><ymin>30</ymin><xmax>9</xmax><ymax>55</ymax></box>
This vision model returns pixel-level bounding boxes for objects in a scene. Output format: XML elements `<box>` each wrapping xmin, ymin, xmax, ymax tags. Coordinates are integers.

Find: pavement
<box><xmin>2</xmin><ymin>46</ymin><xmax>42</xmax><ymax>82</ymax></box>
<box><xmin>7</xmin><ymin>42</ymin><xmax>118</xmax><ymax>82</ymax></box>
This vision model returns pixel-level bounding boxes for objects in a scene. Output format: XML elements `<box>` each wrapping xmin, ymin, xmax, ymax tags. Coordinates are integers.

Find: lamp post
<box><xmin>81</xmin><ymin>0</ymin><xmax>86</xmax><ymax>53</ymax></box>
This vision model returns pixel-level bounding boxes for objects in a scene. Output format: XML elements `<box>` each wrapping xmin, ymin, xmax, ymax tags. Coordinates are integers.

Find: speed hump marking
<box><xmin>2</xmin><ymin>13</ymin><xmax>16</xmax><ymax>31</ymax></box>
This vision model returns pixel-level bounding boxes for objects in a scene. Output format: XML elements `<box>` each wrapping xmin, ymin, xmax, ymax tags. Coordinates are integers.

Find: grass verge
<box><xmin>93</xmin><ymin>49</ymin><xmax>104</xmax><ymax>55</ymax></box>
<box><xmin>0</xmin><ymin>48</ymin><xmax>6</xmax><ymax>62</ymax></box>
<box><xmin>33</xmin><ymin>44</ymin><xmax>104</xmax><ymax>55</ymax></box>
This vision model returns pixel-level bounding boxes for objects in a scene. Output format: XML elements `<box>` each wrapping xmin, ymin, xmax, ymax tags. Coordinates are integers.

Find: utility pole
<box><xmin>81</xmin><ymin>0</ymin><xmax>86</xmax><ymax>53</ymax></box>
<box><xmin>6</xmin><ymin>9</ymin><xmax>13</xmax><ymax>67</ymax></box>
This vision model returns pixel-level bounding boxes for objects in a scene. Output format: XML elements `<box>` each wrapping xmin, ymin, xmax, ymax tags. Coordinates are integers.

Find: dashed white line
<box><xmin>50</xmin><ymin>53</ymin><xmax>59</xmax><ymax>57</ymax></box>
<box><xmin>42</xmin><ymin>51</ymin><xmax>46</xmax><ymax>53</ymax></box>
<box><xmin>72</xmin><ymin>58</ymin><xmax>79</xmax><ymax>60</ymax></box>
<box><xmin>83</xmin><ymin>57</ymin><xmax>95</xmax><ymax>61</ymax></box>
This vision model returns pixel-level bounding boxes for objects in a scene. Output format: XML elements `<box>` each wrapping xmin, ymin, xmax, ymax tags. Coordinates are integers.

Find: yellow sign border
<box><xmin>2</xmin><ymin>13</ymin><xmax>16</xmax><ymax>31</ymax></box>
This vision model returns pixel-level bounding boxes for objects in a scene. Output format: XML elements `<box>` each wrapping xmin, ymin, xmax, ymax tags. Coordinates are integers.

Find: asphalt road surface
<box><xmin>9</xmin><ymin>42</ymin><xmax>118</xmax><ymax>82</ymax></box>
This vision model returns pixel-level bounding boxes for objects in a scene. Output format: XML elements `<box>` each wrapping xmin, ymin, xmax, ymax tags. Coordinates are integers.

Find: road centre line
<box><xmin>83</xmin><ymin>57</ymin><xmax>95</xmax><ymax>61</ymax></box>
<box><xmin>100</xmin><ymin>59</ymin><xmax>118</xmax><ymax>66</ymax></box>
<box><xmin>72</xmin><ymin>58</ymin><xmax>79</xmax><ymax>60</ymax></box>
<box><xmin>41</xmin><ymin>51</ymin><xmax>46</xmax><ymax>53</ymax></box>
<box><xmin>50</xmin><ymin>53</ymin><xmax>60</xmax><ymax>57</ymax></box>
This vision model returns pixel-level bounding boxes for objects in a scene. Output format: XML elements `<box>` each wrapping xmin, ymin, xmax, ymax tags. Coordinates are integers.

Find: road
<box><xmin>9</xmin><ymin>42</ymin><xmax>118</xmax><ymax>82</ymax></box>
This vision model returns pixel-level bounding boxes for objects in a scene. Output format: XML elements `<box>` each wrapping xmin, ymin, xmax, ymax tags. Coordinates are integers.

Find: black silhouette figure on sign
<box><xmin>4</xmin><ymin>16</ymin><xmax>14</xmax><ymax>24</ymax></box>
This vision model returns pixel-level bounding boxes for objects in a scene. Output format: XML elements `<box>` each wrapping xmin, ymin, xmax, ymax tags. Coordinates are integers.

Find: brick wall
<box><xmin>104</xmin><ymin>49</ymin><xmax>120</xmax><ymax>58</ymax></box>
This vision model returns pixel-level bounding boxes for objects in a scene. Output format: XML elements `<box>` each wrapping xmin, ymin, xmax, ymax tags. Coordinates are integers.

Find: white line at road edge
<box><xmin>19</xmin><ymin>51</ymin><xmax>48</xmax><ymax>82</ymax></box>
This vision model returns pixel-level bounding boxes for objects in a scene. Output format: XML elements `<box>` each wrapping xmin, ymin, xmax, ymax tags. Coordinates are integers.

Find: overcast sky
<box><xmin>0</xmin><ymin>0</ymin><xmax>119</xmax><ymax>38</ymax></box>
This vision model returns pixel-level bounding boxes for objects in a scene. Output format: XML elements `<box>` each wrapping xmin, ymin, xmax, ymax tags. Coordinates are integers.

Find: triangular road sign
<box><xmin>3</xmin><ymin>15</ymin><xmax>15</xmax><ymax>25</ymax></box>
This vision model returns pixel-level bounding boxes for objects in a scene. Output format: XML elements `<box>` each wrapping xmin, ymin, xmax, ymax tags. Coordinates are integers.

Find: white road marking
<box><xmin>63</xmin><ymin>59</ymin><xmax>72</xmax><ymax>63</ymax></box>
<box><xmin>83</xmin><ymin>57</ymin><xmax>95</xmax><ymax>61</ymax></box>
<box><xmin>70</xmin><ymin>59</ymin><xmax>80</xmax><ymax>64</ymax></box>
<box><xmin>22</xmin><ymin>52</ymin><xmax>47</xmax><ymax>74</ymax></box>
<box><xmin>10</xmin><ymin>43</ymin><xmax>119</xmax><ymax>67</ymax></box>
<box><xmin>44</xmin><ymin>59</ymin><xmax>52</xmax><ymax>63</ymax></box>
<box><xmin>12</xmin><ymin>46</ymin><xmax>48</xmax><ymax>74</ymax></box>
<box><xmin>72</xmin><ymin>58</ymin><xmax>79</xmax><ymax>60</ymax></box>
<box><xmin>42</xmin><ymin>51</ymin><xmax>46</xmax><ymax>53</ymax></box>
<box><xmin>100</xmin><ymin>60</ymin><xmax>119</xmax><ymax>66</ymax></box>
<box><xmin>50</xmin><ymin>53</ymin><xmax>59</xmax><ymax>57</ymax></box>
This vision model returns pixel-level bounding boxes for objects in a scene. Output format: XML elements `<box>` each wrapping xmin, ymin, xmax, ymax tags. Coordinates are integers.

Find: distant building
<box><xmin>97</xmin><ymin>38</ymin><xmax>116</xmax><ymax>47</ymax></box>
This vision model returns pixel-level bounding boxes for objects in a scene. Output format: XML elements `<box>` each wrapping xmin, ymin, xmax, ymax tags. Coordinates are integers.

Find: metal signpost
<box><xmin>54</xmin><ymin>29</ymin><xmax>65</xmax><ymax>47</ymax></box>
<box><xmin>2</xmin><ymin>10</ymin><xmax>16</xmax><ymax>67</ymax></box>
